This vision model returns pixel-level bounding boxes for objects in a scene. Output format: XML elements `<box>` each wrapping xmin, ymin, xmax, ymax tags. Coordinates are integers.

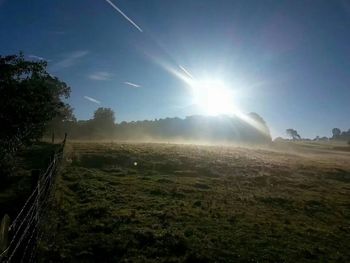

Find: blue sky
<box><xmin>1</xmin><ymin>0</ymin><xmax>349</xmax><ymax>138</ymax></box>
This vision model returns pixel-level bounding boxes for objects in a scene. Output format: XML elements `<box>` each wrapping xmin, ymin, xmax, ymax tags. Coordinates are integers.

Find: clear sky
<box><xmin>1</xmin><ymin>0</ymin><xmax>349</xmax><ymax>138</ymax></box>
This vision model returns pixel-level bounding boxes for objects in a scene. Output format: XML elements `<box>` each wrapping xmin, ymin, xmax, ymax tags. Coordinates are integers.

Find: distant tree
<box><xmin>286</xmin><ymin>129</ymin><xmax>301</xmax><ymax>141</ymax></box>
<box><xmin>91</xmin><ymin>107</ymin><xmax>116</xmax><ymax>137</ymax></box>
<box><xmin>0</xmin><ymin>53</ymin><xmax>71</xmax><ymax>176</ymax></box>
<box><xmin>93</xmin><ymin>108</ymin><xmax>115</xmax><ymax>126</ymax></box>
<box><xmin>332</xmin><ymin>128</ymin><xmax>341</xmax><ymax>139</ymax></box>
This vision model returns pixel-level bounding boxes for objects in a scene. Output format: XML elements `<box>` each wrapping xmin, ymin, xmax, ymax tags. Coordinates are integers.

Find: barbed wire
<box><xmin>0</xmin><ymin>140</ymin><xmax>66</xmax><ymax>263</ymax></box>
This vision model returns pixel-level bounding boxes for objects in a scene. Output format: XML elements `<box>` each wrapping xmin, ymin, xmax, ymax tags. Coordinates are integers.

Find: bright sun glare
<box><xmin>191</xmin><ymin>79</ymin><xmax>234</xmax><ymax>115</ymax></box>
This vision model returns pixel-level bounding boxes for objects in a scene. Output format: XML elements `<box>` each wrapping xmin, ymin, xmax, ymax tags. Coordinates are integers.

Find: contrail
<box><xmin>51</xmin><ymin>50</ymin><xmax>89</xmax><ymax>72</ymax></box>
<box><xmin>124</xmin><ymin>81</ymin><xmax>141</xmax><ymax>88</ymax></box>
<box><xmin>28</xmin><ymin>55</ymin><xmax>44</xmax><ymax>60</ymax></box>
<box><xmin>84</xmin><ymin>96</ymin><xmax>101</xmax><ymax>104</ymax></box>
<box><xmin>105</xmin><ymin>0</ymin><xmax>143</xmax><ymax>32</ymax></box>
<box><xmin>179</xmin><ymin>65</ymin><xmax>194</xmax><ymax>79</ymax></box>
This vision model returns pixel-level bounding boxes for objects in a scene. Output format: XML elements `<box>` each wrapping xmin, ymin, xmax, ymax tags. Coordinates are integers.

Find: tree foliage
<box><xmin>286</xmin><ymin>129</ymin><xmax>301</xmax><ymax>140</ymax></box>
<box><xmin>91</xmin><ymin>107</ymin><xmax>116</xmax><ymax>138</ymax></box>
<box><xmin>0</xmin><ymin>53</ymin><xmax>71</xmax><ymax>175</ymax></box>
<box><xmin>332</xmin><ymin>128</ymin><xmax>341</xmax><ymax>139</ymax></box>
<box><xmin>93</xmin><ymin>108</ymin><xmax>115</xmax><ymax>128</ymax></box>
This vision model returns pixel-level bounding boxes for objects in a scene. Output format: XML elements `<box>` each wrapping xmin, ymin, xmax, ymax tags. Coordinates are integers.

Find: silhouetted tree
<box><xmin>286</xmin><ymin>129</ymin><xmax>301</xmax><ymax>140</ymax></box>
<box><xmin>332</xmin><ymin>128</ymin><xmax>341</xmax><ymax>139</ymax></box>
<box><xmin>0</xmin><ymin>53</ymin><xmax>71</xmax><ymax>176</ymax></box>
<box><xmin>91</xmin><ymin>107</ymin><xmax>116</xmax><ymax>138</ymax></box>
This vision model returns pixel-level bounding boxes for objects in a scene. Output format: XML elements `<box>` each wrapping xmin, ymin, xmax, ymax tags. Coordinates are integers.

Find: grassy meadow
<box><xmin>39</xmin><ymin>141</ymin><xmax>350</xmax><ymax>262</ymax></box>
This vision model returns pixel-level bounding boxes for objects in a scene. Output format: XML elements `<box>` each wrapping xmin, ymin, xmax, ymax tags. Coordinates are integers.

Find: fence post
<box><xmin>63</xmin><ymin>132</ymin><xmax>67</xmax><ymax>145</ymax></box>
<box><xmin>0</xmin><ymin>214</ymin><xmax>10</xmax><ymax>257</ymax></box>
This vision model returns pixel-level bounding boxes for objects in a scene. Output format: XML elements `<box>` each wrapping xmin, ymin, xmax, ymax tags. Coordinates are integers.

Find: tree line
<box><xmin>48</xmin><ymin>107</ymin><xmax>272</xmax><ymax>144</ymax></box>
<box><xmin>282</xmin><ymin>128</ymin><xmax>350</xmax><ymax>142</ymax></box>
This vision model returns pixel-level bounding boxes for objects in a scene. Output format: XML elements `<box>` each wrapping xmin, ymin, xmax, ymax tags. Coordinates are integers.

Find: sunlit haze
<box><xmin>1</xmin><ymin>1</ymin><xmax>350</xmax><ymax>262</ymax></box>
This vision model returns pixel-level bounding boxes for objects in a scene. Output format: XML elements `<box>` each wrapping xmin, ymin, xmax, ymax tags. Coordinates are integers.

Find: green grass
<box><xmin>40</xmin><ymin>142</ymin><xmax>350</xmax><ymax>262</ymax></box>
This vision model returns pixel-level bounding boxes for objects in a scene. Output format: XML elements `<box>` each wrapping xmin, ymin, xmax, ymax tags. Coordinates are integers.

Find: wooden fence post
<box><xmin>0</xmin><ymin>214</ymin><xmax>10</xmax><ymax>257</ymax></box>
<box><xmin>63</xmin><ymin>133</ymin><xmax>67</xmax><ymax>145</ymax></box>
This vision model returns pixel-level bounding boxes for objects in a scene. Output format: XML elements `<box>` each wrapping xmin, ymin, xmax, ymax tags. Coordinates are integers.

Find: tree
<box><xmin>93</xmin><ymin>107</ymin><xmax>115</xmax><ymax>124</ymax></box>
<box><xmin>0</xmin><ymin>53</ymin><xmax>71</xmax><ymax>175</ymax></box>
<box><xmin>91</xmin><ymin>107</ymin><xmax>116</xmax><ymax>137</ymax></box>
<box><xmin>286</xmin><ymin>129</ymin><xmax>301</xmax><ymax>140</ymax></box>
<box><xmin>332</xmin><ymin>128</ymin><xmax>341</xmax><ymax>139</ymax></box>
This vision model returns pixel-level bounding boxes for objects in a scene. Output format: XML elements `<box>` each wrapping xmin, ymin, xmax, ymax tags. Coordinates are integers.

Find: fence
<box><xmin>0</xmin><ymin>135</ymin><xmax>66</xmax><ymax>263</ymax></box>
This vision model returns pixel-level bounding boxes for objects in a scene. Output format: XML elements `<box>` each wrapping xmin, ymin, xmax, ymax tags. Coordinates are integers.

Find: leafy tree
<box><xmin>0</xmin><ymin>53</ymin><xmax>71</xmax><ymax>175</ymax></box>
<box><xmin>93</xmin><ymin>107</ymin><xmax>115</xmax><ymax>124</ymax></box>
<box><xmin>286</xmin><ymin>129</ymin><xmax>301</xmax><ymax>140</ymax></box>
<box><xmin>91</xmin><ymin>107</ymin><xmax>116</xmax><ymax>137</ymax></box>
<box><xmin>332</xmin><ymin>128</ymin><xmax>341</xmax><ymax>139</ymax></box>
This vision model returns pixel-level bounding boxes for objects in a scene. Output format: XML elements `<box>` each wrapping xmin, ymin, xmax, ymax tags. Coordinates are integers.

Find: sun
<box><xmin>190</xmin><ymin>79</ymin><xmax>234</xmax><ymax>115</ymax></box>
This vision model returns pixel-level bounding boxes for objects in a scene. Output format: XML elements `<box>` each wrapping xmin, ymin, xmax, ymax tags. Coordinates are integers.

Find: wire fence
<box><xmin>0</xmin><ymin>136</ymin><xmax>66</xmax><ymax>263</ymax></box>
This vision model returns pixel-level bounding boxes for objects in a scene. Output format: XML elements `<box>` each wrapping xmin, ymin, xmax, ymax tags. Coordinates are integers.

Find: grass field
<box><xmin>39</xmin><ymin>141</ymin><xmax>350</xmax><ymax>262</ymax></box>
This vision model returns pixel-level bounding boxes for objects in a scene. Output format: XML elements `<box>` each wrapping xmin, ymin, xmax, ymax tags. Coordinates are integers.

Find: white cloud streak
<box><xmin>51</xmin><ymin>50</ymin><xmax>89</xmax><ymax>72</ymax></box>
<box><xmin>84</xmin><ymin>96</ymin><xmax>101</xmax><ymax>104</ymax></box>
<box><xmin>105</xmin><ymin>0</ymin><xmax>143</xmax><ymax>32</ymax></box>
<box><xmin>89</xmin><ymin>71</ymin><xmax>113</xmax><ymax>81</ymax></box>
<box><xmin>124</xmin><ymin>81</ymin><xmax>141</xmax><ymax>88</ymax></box>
